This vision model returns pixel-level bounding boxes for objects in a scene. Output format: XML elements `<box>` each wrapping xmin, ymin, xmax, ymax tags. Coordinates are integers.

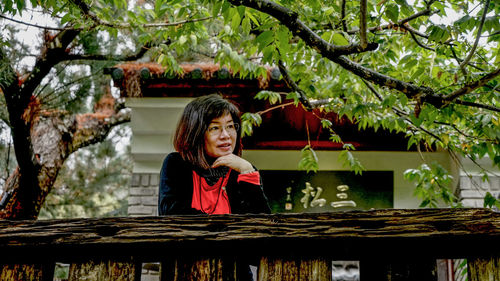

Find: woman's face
<box><xmin>204</xmin><ymin>113</ymin><xmax>238</xmax><ymax>159</ymax></box>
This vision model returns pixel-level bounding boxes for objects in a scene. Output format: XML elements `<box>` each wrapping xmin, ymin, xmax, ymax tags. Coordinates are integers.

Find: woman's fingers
<box><xmin>212</xmin><ymin>154</ymin><xmax>252</xmax><ymax>173</ymax></box>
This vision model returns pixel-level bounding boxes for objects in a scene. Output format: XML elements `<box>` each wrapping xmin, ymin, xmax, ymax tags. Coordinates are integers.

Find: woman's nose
<box><xmin>219</xmin><ymin>127</ymin><xmax>230</xmax><ymax>138</ymax></box>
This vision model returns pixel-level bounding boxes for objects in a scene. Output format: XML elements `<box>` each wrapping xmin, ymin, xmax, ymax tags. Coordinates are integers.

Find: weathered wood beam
<box><xmin>0</xmin><ymin>209</ymin><xmax>498</xmax><ymax>262</ymax></box>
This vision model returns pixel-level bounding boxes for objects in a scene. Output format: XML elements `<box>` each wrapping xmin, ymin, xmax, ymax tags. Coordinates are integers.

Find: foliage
<box><xmin>38</xmin><ymin>127</ymin><xmax>131</xmax><ymax>219</ymax></box>
<box><xmin>338</xmin><ymin>144</ymin><xmax>365</xmax><ymax>175</ymax></box>
<box><xmin>404</xmin><ymin>162</ymin><xmax>462</xmax><ymax>208</ymax></box>
<box><xmin>298</xmin><ymin>145</ymin><xmax>319</xmax><ymax>173</ymax></box>
<box><xmin>1</xmin><ymin>0</ymin><xmax>499</xmax><ymax>210</ymax></box>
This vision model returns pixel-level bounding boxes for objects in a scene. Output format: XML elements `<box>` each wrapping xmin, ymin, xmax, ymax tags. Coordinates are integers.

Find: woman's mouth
<box><xmin>218</xmin><ymin>143</ymin><xmax>232</xmax><ymax>150</ymax></box>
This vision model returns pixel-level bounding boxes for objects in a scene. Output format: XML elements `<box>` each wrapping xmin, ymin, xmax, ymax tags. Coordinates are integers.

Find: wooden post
<box><xmin>468</xmin><ymin>256</ymin><xmax>500</xmax><ymax>281</ymax></box>
<box><xmin>0</xmin><ymin>263</ymin><xmax>53</xmax><ymax>281</ymax></box>
<box><xmin>161</xmin><ymin>257</ymin><xmax>238</xmax><ymax>281</ymax></box>
<box><xmin>258</xmin><ymin>257</ymin><xmax>331</xmax><ymax>281</ymax></box>
<box><xmin>360</xmin><ymin>259</ymin><xmax>437</xmax><ymax>281</ymax></box>
<box><xmin>68</xmin><ymin>259</ymin><xmax>136</xmax><ymax>281</ymax></box>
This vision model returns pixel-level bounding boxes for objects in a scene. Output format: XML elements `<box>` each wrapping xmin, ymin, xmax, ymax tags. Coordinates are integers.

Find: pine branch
<box><xmin>22</xmin><ymin>29</ymin><xmax>80</xmax><ymax>99</ymax></box>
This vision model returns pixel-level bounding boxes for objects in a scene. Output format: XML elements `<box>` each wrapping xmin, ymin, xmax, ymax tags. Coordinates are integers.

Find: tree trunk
<box><xmin>0</xmin><ymin>92</ymin><xmax>130</xmax><ymax>220</ymax></box>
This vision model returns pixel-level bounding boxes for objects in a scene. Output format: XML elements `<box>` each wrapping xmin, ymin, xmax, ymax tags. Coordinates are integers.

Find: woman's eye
<box><xmin>209</xmin><ymin>126</ymin><xmax>220</xmax><ymax>132</ymax></box>
<box><xmin>226</xmin><ymin>124</ymin><xmax>234</xmax><ymax>130</ymax></box>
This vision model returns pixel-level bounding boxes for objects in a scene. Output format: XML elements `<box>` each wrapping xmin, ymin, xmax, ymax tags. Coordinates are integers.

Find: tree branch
<box><xmin>230</xmin><ymin>0</ymin><xmax>436</xmax><ymax>99</ymax></box>
<box><xmin>347</xmin><ymin>8</ymin><xmax>439</xmax><ymax>35</ymax></box>
<box><xmin>228</xmin><ymin>0</ymin><xmax>378</xmax><ymax>56</ymax></box>
<box><xmin>69</xmin><ymin>0</ymin><xmax>213</xmax><ymax>29</ymax></box>
<box><xmin>22</xmin><ymin>29</ymin><xmax>80</xmax><ymax>100</ymax></box>
<box><xmin>341</xmin><ymin>0</ymin><xmax>347</xmax><ymax>32</ymax></box>
<box><xmin>65</xmin><ymin>43</ymin><xmax>152</xmax><ymax>62</ymax></box>
<box><xmin>0</xmin><ymin>14</ymin><xmax>66</xmax><ymax>31</ymax></box>
<box><xmin>408</xmin><ymin>28</ymin><xmax>435</xmax><ymax>51</ymax></box>
<box><xmin>459</xmin><ymin>0</ymin><xmax>490</xmax><ymax>70</ymax></box>
<box><xmin>444</xmin><ymin>67</ymin><xmax>500</xmax><ymax>101</ymax></box>
<box><xmin>359</xmin><ymin>0</ymin><xmax>368</xmax><ymax>49</ymax></box>
<box><xmin>277</xmin><ymin>60</ymin><xmax>312</xmax><ymax>110</ymax></box>
<box><xmin>362</xmin><ymin>79</ymin><xmax>444</xmax><ymax>142</ymax></box>
<box><xmin>452</xmin><ymin>99</ymin><xmax>500</xmax><ymax>113</ymax></box>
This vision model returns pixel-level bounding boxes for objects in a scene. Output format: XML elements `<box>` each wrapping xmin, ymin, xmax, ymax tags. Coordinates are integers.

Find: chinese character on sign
<box><xmin>300</xmin><ymin>182</ymin><xmax>326</xmax><ymax>208</ymax></box>
<box><xmin>331</xmin><ymin>185</ymin><xmax>357</xmax><ymax>208</ymax></box>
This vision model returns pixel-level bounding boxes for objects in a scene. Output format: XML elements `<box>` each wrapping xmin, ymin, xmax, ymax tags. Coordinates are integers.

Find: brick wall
<box><xmin>128</xmin><ymin>173</ymin><xmax>160</xmax><ymax>217</ymax></box>
<box><xmin>459</xmin><ymin>175</ymin><xmax>500</xmax><ymax>208</ymax></box>
<box><xmin>128</xmin><ymin>173</ymin><xmax>161</xmax><ymax>280</ymax></box>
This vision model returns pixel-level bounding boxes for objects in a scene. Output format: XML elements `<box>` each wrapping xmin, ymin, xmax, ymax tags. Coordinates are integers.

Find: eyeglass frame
<box><xmin>206</xmin><ymin>123</ymin><xmax>240</xmax><ymax>136</ymax></box>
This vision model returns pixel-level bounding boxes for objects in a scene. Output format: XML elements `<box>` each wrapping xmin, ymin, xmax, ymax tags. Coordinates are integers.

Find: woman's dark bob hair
<box><xmin>174</xmin><ymin>94</ymin><xmax>242</xmax><ymax>169</ymax></box>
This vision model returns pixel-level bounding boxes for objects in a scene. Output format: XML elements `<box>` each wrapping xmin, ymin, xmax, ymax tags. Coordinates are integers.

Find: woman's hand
<box><xmin>212</xmin><ymin>154</ymin><xmax>255</xmax><ymax>174</ymax></box>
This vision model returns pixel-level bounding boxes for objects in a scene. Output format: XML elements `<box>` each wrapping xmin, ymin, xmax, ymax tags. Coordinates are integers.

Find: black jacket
<box><xmin>158</xmin><ymin>152</ymin><xmax>271</xmax><ymax>215</ymax></box>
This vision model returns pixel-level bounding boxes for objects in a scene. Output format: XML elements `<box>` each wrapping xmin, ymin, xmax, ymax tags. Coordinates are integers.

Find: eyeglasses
<box><xmin>206</xmin><ymin>123</ymin><xmax>240</xmax><ymax>136</ymax></box>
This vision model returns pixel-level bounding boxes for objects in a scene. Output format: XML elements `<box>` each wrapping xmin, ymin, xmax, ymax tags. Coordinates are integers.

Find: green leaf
<box><xmin>242</xmin><ymin>17</ymin><xmax>251</xmax><ymax>35</ymax></box>
<box><xmin>298</xmin><ymin>145</ymin><xmax>319</xmax><ymax>173</ymax></box>
<box><xmin>255</xmin><ymin>90</ymin><xmax>282</xmax><ymax>104</ymax></box>
<box><xmin>231</xmin><ymin>11</ymin><xmax>241</xmax><ymax>30</ymax></box>
<box><xmin>255</xmin><ymin>30</ymin><xmax>274</xmax><ymax>50</ymax></box>
<box><xmin>428</xmin><ymin>25</ymin><xmax>450</xmax><ymax>43</ymax></box>
<box><xmin>484</xmin><ymin>192</ymin><xmax>500</xmax><ymax>209</ymax></box>
<box><xmin>338</xmin><ymin>149</ymin><xmax>365</xmax><ymax>175</ymax></box>
<box><xmin>331</xmin><ymin>33</ymin><xmax>349</xmax><ymax>45</ymax></box>
<box><xmin>385</xmin><ymin>3</ymin><xmax>399</xmax><ymax>23</ymax></box>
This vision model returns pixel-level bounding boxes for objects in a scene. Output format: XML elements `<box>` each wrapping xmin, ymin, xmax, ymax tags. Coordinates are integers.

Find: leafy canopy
<box><xmin>2</xmin><ymin>0</ymin><xmax>499</xmax><ymax>208</ymax></box>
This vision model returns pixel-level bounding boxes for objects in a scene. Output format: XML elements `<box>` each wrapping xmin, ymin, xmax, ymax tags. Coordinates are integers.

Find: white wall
<box><xmin>127</xmin><ymin>97</ymin><xmax>459</xmax><ymax>209</ymax></box>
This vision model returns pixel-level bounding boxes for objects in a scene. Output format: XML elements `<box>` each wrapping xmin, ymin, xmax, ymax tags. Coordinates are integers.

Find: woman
<box><xmin>158</xmin><ymin>93</ymin><xmax>270</xmax><ymax>216</ymax></box>
<box><xmin>158</xmin><ymin>94</ymin><xmax>270</xmax><ymax>280</ymax></box>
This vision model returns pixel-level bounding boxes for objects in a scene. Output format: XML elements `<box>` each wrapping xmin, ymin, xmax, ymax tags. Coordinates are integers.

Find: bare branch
<box><xmin>459</xmin><ymin>0</ymin><xmax>490</xmax><ymax>70</ymax></box>
<box><xmin>359</xmin><ymin>0</ymin><xmax>368</xmax><ymax>49</ymax></box>
<box><xmin>444</xmin><ymin>67</ymin><xmax>500</xmax><ymax>101</ymax></box>
<box><xmin>0</xmin><ymin>14</ymin><xmax>66</xmax><ymax>31</ymax></box>
<box><xmin>22</xmin><ymin>29</ymin><xmax>80</xmax><ymax>98</ymax></box>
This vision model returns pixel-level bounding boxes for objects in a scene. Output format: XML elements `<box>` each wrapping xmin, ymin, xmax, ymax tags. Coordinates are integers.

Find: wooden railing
<box><xmin>0</xmin><ymin>208</ymin><xmax>499</xmax><ymax>281</ymax></box>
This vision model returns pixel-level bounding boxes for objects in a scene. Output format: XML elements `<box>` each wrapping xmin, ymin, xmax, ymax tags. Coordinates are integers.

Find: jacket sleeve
<box><xmin>232</xmin><ymin>170</ymin><xmax>271</xmax><ymax>214</ymax></box>
<box><xmin>158</xmin><ymin>153</ymin><xmax>200</xmax><ymax>215</ymax></box>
